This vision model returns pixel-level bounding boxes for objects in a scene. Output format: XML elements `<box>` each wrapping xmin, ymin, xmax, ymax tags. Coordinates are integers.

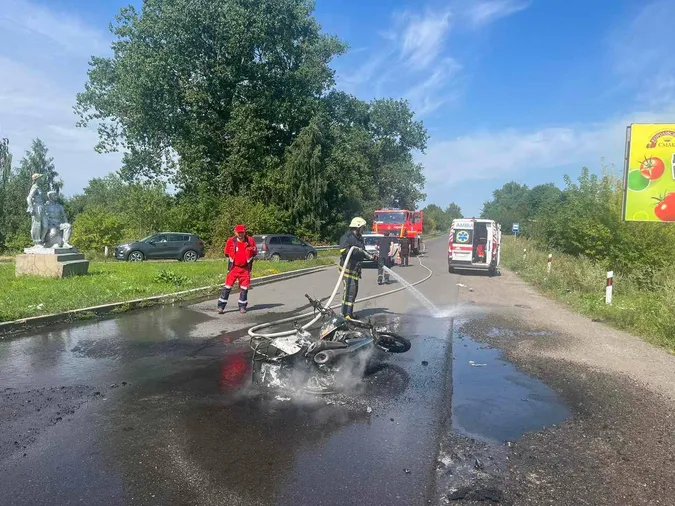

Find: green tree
<box><xmin>366</xmin><ymin>99</ymin><xmax>427</xmax><ymax>209</ymax></box>
<box><xmin>481</xmin><ymin>181</ymin><xmax>530</xmax><ymax>233</ymax></box>
<box><xmin>0</xmin><ymin>140</ymin><xmax>63</xmax><ymax>251</ymax></box>
<box><xmin>444</xmin><ymin>203</ymin><xmax>463</xmax><ymax>222</ymax></box>
<box><xmin>71</xmin><ymin>206</ymin><xmax>126</xmax><ymax>252</ymax></box>
<box><xmin>75</xmin><ymin>0</ymin><xmax>347</xmax><ymax>198</ymax></box>
<box><xmin>0</xmin><ymin>138</ymin><xmax>11</xmax><ymax>249</ymax></box>
<box><xmin>21</xmin><ymin>139</ymin><xmax>62</xmax><ymax>193</ymax></box>
<box><xmin>284</xmin><ymin>113</ymin><xmax>330</xmax><ymax>240</ymax></box>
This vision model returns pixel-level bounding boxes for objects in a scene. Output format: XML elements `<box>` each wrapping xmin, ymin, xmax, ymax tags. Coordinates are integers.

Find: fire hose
<box><xmin>247</xmin><ymin>245</ymin><xmax>434</xmax><ymax>344</ymax></box>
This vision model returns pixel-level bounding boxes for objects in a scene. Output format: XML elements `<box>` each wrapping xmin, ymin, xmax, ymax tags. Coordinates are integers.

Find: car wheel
<box><xmin>128</xmin><ymin>251</ymin><xmax>144</xmax><ymax>262</ymax></box>
<box><xmin>270</xmin><ymin>253</ymin><xmax>281</xmax><ymax>262</ymax></box>
<box><xmin>305</xmin><ymin>251</ymin><xmax>316</xmax><ymax>260</ymax></box>
<box><xmin>183</xmin><ymin>250</ymin><xmax>198</xmax><ymax>262</ymax></box>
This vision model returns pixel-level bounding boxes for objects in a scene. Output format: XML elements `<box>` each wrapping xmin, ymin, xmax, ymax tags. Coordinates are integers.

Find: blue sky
<box><xmin>2</xmin><ymin>0</ymin><xmax>675</xmax><ymax>217</ymax></box>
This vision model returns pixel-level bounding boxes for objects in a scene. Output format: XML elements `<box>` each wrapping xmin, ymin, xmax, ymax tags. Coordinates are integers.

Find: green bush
<box><xmin>71</xmin><ymin>206</ymin><xmax>126</xmax><ymax>253</ymax></box>
<box><xmin>503</xmin><ymin>236</ymin><xmax>675</xmax><ymax>351</ymax></box>
<box><xmin>210</xmin><ymin>196</ymin><xmax>291</xmax><ymax>250</ymax></box>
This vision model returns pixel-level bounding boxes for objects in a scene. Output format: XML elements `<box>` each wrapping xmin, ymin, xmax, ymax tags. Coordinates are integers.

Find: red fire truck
<box><xmin>372</xmin><ymin>208</ymin><xmax>424</xmax><ymax>255</ymax></box>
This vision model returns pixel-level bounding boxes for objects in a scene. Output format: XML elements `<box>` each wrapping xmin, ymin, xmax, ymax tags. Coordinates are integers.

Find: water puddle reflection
<box><xmin>452</xmin><ymin>321</ymin><xmax>570</xmax><ymax>443</ymax></box>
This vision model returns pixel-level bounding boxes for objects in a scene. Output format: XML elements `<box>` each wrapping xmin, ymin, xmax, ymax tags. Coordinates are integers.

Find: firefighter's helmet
<box><xmin>349</xmin><ymin>217</ymin><xmax>367</xmax><ymax>229</ymax></box>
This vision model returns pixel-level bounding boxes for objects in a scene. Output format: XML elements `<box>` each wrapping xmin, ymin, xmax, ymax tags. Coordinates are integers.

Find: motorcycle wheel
<box><xmin>376</xmin><ymin>332</ymin><xmax>411</xmax><ymax>353</ymax></box>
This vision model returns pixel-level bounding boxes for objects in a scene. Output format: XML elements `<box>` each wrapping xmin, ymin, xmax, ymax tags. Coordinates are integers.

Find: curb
<box><xmin>0</xmin><ymin>265</ymin><xmax>331</xmax><ymax>337</ymax></box>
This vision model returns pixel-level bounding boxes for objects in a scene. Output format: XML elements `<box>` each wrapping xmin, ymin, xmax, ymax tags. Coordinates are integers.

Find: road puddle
<box><xmin>452</xmin><ymin>320</ymin><xmax>570</xmax><ymax>443</ymax></box>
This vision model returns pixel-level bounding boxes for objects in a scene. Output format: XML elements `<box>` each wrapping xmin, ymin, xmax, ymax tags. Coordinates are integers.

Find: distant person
<box><xmin>338</xmin><ymin>217</ymin><xmax>371</xmax><ymax>319</ymax></box>
<box><xmin>377</xmin><ymin>231</ymin><xmax>393</xmax><ymax>285</ymax></box>
<box><xmin>476</xmin><ymin>241</ymin><xmax>486</xmax><ymax>262</ymax></box>
<box><xmin>400</xmin><ymin>231</ymin><xmax>410</xmax><ymax>267</ymax></box>
<box><xmin>218</xmin><ymin>224</ymin><xmax>258</xmax><ymax>315</ymax></box>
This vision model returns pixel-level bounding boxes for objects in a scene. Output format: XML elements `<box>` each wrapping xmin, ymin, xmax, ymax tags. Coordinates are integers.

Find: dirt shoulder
<box><xmin>447</xmin><ymin>268</ymin><xmax>675</xmax><ymax>505</ymax></box>
<box><xmin>460</xmin><ymin>269</ymin><xmax>675</xmax><ymax>402</ymax></box>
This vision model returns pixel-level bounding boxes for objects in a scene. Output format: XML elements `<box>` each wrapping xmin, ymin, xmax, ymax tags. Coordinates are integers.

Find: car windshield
<box><xmin>140</xmin><ymin>235</ymin><xmax>155</xmax><ymax>242</ymax></box>
<box><xmin>374</xmin><ymin>212</ymin><xmax>406</xmax><ymax>224</ymax></box>
<box><xmin>364</xmin><ymin>236</ymin><xmax>381</xmax><ymax>246</ymax></box>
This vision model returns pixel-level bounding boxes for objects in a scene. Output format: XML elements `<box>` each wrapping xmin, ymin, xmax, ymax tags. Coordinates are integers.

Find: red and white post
<box><xmin>547</xmin><ymin>253</ymin><xmax>552</xmax><ymax>275</ymax></box>
<box><xmin>606</xmin><ymin>271</ymin><xmax>613</xmax><ymax>304</ymax></box>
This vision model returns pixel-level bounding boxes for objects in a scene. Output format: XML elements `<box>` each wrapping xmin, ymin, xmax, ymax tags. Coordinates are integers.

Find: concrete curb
<box><xmin>0</xmin><ymin>265</ymin><xmax>331</xmax><ymax>337</ymax></box>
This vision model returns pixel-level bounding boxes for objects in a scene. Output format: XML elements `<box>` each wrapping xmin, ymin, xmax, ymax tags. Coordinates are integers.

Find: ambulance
<box><xmin>448</xmin><ymin>219</ymin><xmax>501</xmax><ymax>275</ymax></box>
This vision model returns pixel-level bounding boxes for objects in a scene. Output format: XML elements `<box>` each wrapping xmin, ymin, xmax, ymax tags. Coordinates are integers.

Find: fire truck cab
<box><xmin>448</xmin><ymin>219</ymin><xmax>501</xmax><ymax>275</ymax></box>
<box><xmin>372</xmin><ymin>208</ymin><xmax>424</xmax><ymax>256</ymax></box>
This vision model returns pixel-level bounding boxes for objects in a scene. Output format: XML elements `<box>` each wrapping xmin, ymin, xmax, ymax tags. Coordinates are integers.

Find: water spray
<box><xmin>247</xmin><ymin>246</ymin><xmax>434</xmax><ymax>345</ymax></box>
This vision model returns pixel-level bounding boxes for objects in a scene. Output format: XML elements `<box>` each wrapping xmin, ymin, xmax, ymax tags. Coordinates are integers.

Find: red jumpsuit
<box><xmin>217</xmin><ymin>235</ymin><xmax>258</xmax><ymax>312</ymax></box>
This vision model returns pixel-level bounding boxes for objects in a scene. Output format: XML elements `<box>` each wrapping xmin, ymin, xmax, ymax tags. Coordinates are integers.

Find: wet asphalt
<box><xmin>0</xmin><ymin>239</ymin><xmax>568</xmax><ymax>506</ymax></box>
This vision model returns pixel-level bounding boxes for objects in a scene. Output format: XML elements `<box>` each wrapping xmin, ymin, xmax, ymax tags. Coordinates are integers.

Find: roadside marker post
<box><xmin>523</xmin><ymin>248</ymin><xmax>527</xmax><ymax>260</ymax></box>
<box><xmin>547</xmin><ymin>254</ymin><xmax>552</xmax><ymax>275</ymax></box>
<box><xmin>606</xmin><ymin>271</ymin><xmax>614</xmax><ymax>304</ymax></box>
<box><xmin>104</xmin><ymin>246</ymin><xmax>109</xmax><ymax>258</ymax></box>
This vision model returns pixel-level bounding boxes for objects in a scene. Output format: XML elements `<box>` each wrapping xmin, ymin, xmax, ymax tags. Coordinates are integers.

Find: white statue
<box><xmin>26</xmin><ymin>173</ymin><xmax>48</xmax><ymax>246</ymax></box>
<box><xmin>43</xmin><ymin>190</ymin><xmax>73</xmax><ymax>249</ymax></box>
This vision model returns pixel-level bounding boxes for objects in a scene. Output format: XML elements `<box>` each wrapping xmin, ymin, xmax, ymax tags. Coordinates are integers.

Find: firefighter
<box><xmin>400</xmin><ymin>230</ymin><xmax>410</xmax><ymax>267</ymax></box>
<box><xmin>377</xmin><ymin>231</ymin><xmax>393</xmax><ymax>285</ymax></box>
<box><xmin>217</xmin><ymin>224</ymin><xmax>258</xmax><ymax>315</ymax></box>
<box><xmin>338</xmin><ymin>217</ymin><xmax>372</xmax><ymax>318</ymax></box>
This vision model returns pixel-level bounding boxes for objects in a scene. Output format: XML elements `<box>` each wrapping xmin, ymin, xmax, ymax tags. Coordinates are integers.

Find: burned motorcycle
<box><xmin>250</xmin><ymin>294</ymin><xmax>411</xmax><ymax>394</ymax></box>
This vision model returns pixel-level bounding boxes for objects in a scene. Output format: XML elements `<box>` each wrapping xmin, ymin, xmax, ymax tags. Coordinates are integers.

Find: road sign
<box><xmin>512</xmin><ymin>223</ymin><xmax>520</xmax><ymax>233</ymax></box>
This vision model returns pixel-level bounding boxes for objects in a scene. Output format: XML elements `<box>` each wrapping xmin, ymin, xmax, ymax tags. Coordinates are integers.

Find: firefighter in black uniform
<box><xmin>400</xmin><ymin>230</ymin><xmax>410</xmax><ymax>267</ymax></box>
<box><xmin>338</xmin><ymin>217</ymin><xmax>372</xmax><ymax>318</ymax></box>
<box><xmin>377</xmin><ymin>232</ymin><xmax>393</xmax><ymax>285</ymax></box>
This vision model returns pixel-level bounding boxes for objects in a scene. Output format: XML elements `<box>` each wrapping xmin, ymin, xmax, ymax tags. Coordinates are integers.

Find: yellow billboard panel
<box><xmin>623</xmin><ymin>123</ymin><xmax>675</xmax><ymax>221</ymax></box>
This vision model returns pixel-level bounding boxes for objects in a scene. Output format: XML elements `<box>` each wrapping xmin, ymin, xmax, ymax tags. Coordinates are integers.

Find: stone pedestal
<box><xmin>15</xmin><ymin>247</ymin><xmax>90</xmax><ymax>278</ymax></box>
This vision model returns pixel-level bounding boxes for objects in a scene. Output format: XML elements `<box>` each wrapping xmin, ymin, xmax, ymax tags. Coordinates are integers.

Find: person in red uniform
<box><xmin>217</xmin><ymin>224</ymin><xmax>258</xmax><ymax>314</ymax></box>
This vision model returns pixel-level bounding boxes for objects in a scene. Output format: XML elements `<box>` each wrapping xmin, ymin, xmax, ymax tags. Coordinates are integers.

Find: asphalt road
<box><xmin>0</xmin><ymin>238</ymin><xmax>468</xmax><ymax>506</ymax></box>
<box><xmin>1</xmin><ymin>238</ymin><xmax>580</xmax><ymax>505</ymax></box>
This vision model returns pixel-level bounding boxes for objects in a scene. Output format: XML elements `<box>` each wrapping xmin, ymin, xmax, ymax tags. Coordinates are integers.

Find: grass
<box><xmin>0</xmin><ymin>257</ymin><xmax>333</xmax><ymax>323</ymax></box>
<box><xmin>501</xmin><ymin>236</ymin><xmax>675</xmax><ymax>352</ymax></box>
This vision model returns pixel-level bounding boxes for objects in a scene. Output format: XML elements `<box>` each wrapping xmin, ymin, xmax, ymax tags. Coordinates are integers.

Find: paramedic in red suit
<box><xmin>218</xmin><ymin>224</ymin><xmax>258</xmax><ymax>314</ymax></box>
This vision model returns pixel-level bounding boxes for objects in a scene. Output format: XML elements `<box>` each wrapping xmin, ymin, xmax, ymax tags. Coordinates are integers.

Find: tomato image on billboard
<box><xmin>639</xmin><ymin>156</ymin><xmax>665</xmax><ymax>180</ymax></box>
<box><xmin>653</xmin><ymin>192</ymin><xmax>675</xmax><ymax>222</ymax></box>
<box><xmin>623</xmin><ymin>124</ymin><xmax>675</xmax><ymax>222</ymax></box>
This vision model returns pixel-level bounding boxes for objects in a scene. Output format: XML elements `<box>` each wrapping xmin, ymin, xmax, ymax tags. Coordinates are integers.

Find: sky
<box><xmin>2</xmin><ymin>0</ymin><xmax>675</xmax><ymax>217</ymax></box>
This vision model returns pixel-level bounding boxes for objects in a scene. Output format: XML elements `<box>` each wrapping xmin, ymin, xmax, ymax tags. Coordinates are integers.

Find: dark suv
<box><xmin>114</xmin><ymin>233</ymin><xmax>206</xmax><ymax>262</ymax></box>
<box><xmin>253</xmin><ymin>234</ymin><xmax>318</xmax><ymax>261</ymax></box>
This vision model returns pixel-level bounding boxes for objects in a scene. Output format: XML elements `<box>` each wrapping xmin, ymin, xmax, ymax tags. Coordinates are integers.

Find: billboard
<box><xmin>623</xmin><ymin>123</ymin><xmax>675</xmax><ymax>221</ymax></box>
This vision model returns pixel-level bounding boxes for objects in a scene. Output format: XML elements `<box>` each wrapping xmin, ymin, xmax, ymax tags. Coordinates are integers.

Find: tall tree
<box><xmin>284</xmin><ymin>113</ymin><xmax>330</xmax><ymax>239</ymax></box>
<box><xmin>0</xmin><ymin>138</ymin><xmax>12</xmax><ymax>248</ymax></box>
<box><xmin>480</xmin><ymin>181</ymin><xmax>530</xmax><ymax>233</ymax></box>
<box><xmin>366</xmin><ymin>99</ymin><xmax>428</xmax><ymax>209</ymax></box>
<box><xmin>444</xmin><ymin>203</ymin><xmax>463</xmax><ymax>221</ymax></box>
<box><xmin>75</xmin><ymin>0</ymin><xmax>347</xmax><ymax>198</ymax></box>
<box><xmin>20</xmin><ymin>139</ymin><xmax>61</xmax><ymax>193</ymax></box>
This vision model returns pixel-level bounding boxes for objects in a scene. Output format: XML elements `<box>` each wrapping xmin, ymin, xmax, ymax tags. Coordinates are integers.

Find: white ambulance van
<box><xmin>448</xmin><ymin>219</ymin><xmax>501</xmax><ymax>275</ymax></box>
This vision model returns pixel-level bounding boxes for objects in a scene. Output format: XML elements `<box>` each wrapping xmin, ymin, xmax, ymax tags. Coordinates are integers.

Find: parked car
<box><xmin>362</xmin><ymin>232</ymin><xmax>384</xmax><ymax>264</ymax></box>
<box><xmin>114</xmin><ymin>233</ymin><xmax>206</xmax><ymax>262</ymax></box>
<box><xmin>362</xmin><ymin>232</ymin><xmax>401</xmax><ymax>266</ymax></box>
<box><xmin>253</xmin><ymin>234</ymin><xmax>318</xmax><ymax>261</ymax></box>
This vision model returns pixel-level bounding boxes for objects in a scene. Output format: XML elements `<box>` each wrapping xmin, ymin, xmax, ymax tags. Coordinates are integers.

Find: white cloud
<box><xmin>403</xmin><ymin>58</ymin><xmax>463</xmax><ymax>115</ymax></box>
<box><xmin>0</xmin><ymin>0</ymin><xmax>110</xmax><ymax>57</ymax></box>
<box><xmin>420</xmin><ymin>107</ymin><xmax>675</xmax><ymax>190</ymax></box>
<box><xmin>396</xmin><ymin>9</ymin><xmax>452</xmax><ymax>70</ymax></box>
<box><xmin>419</xmin><ymin>0</ymin><xmax>675</xmax><ymax>193</ymax></box>
<box><xmin>607</xmin><ymin>0</ymin><xmax>675</xmax><ymax>112</ymax></box>
<box><xmin>337</xmin><ymin>2</ymin><xmax>527</xmax><ymax>117</ymax></box>
<box><xmin>463</xmin><ymin>0</ymin><xmax>530</xmax><ymax>28</ymax></box>
<box><xmin>0</xmin><ymin>1</ymin><xmax>121</xmax><ymax>196</ymax></box>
